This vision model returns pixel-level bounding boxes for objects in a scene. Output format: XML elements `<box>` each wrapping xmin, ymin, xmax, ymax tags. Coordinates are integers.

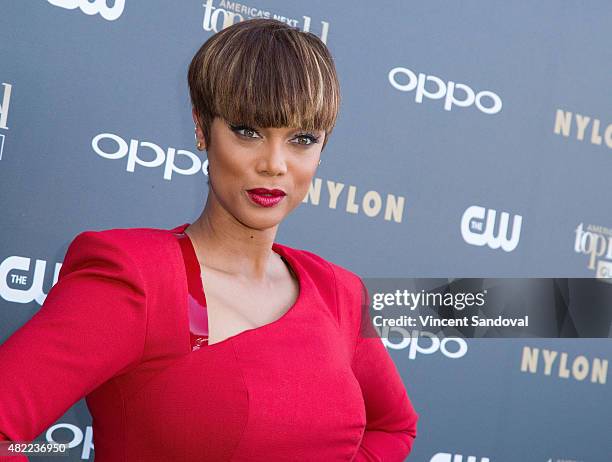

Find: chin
<box><xmin>234</xmin><ymin>208</ymin><xmax>286</xmax><ymax>230</ymax></box>
<box><xmin>241</xmin><ymin>216</ymin><xmax>284</xmax><ymax>231</ymax></box>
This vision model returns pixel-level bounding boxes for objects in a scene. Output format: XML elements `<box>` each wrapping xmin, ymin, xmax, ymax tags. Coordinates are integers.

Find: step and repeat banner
<box><xmin>1</xmin><ymin>1</ymin><xmax>610</xmax><ymax>461</ymax></box>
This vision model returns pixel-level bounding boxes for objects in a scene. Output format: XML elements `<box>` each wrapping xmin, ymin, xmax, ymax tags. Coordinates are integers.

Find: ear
<box><xmin>192</xmin><ymin>108</ymin><xmax>207</xmax><ymax>150</ymax></box>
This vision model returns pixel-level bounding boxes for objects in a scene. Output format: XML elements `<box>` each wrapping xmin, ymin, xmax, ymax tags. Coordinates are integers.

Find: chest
<box><xmin>199</xmin><ymin>264</ymin><xmax>300</xmax><ymax>345</ymax></box>
<box><xmin>114</xmin><ymin>309</ymin><xmax>365</xmax><ymax>462</ymax></box>
<box><xmin>94</xmin><ymin>233</ymin><xmax>367</xmax><ymax>460</ymax></box>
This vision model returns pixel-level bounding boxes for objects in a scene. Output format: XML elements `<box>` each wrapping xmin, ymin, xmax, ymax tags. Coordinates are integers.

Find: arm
<box><xmin>351</xmin><ymin>279</ymin><xmax>419</xmax><ymax>462</ymax></box>
<box><xmin>0</xmin><ymin>231</ymin><xmax>147</xmax><ymax>454</ymax></box>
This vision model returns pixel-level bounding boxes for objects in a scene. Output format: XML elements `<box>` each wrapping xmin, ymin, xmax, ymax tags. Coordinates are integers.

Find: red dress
<box><xmin>0</xmin><ymin>223</ymin><xmax>419</xmax><ymax>461</ymax></box>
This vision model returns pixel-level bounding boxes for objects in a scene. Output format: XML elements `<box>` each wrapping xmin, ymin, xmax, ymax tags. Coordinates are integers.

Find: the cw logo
<box><xmin>460</xmin><ymin>205</ymin><xmax>522</xmax><ymax>252</ymax></box>
<box><xmin>47</xmin><ymin>0</ymin><xmax>125</xmax><ymax>21</ymax></box>
<box><xmin>0</xmin><ymin>255</ymin><xmax>61</xmax><ymax>305</ymax></box>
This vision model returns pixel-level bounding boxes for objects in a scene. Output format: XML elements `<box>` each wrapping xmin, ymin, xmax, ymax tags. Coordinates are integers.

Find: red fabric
<box><xmin>0</xmin><ymin>223</ymin><xmax>418</xmax><ymax>461</ymax></box>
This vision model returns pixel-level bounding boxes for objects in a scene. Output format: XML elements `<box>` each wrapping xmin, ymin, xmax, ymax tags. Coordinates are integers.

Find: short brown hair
<box><xmin>188</xmin><ymin>18</ymin><xmax>340</xmax><ymax>151</ymax></box>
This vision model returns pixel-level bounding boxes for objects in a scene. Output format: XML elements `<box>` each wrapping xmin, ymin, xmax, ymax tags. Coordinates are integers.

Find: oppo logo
<box><xmin>92</xmin><ymin>133</ymin><xmax>208</xmax><ymax>181</ymax></box>
<box><xmin>0</xmin><ymin>255</ymin><xmax>60</xmax><ymax>305</ymax></box>
<box><xmin>380</xmin><ymin>328</ymin><xmax>468</xmax><ymax>359</ymax></box>
<box><xmin>388</xmin><ymin>67</ymin><xmax>502</xmax><ymax>114</ymax></box>
<box><xmin>46</xmin><ymin>423</ymin><xmax>94</xmax><ymax>460</ymax></box>
<box><xmin>430</xmin><ymin>453</ymin><xmax>490</xmax><ymax>462</ymax></box>
<box><xmin>47</xmin><ymin>0</ymin><xmax>125</xmax><ymax>21</ymax></box>
<box><xmin>461</xmin><ymin>205</ymin><xmax>522</xmax><ymax>252</ymax></box>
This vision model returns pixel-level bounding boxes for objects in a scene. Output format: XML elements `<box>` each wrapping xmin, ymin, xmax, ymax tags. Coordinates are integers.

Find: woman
<box><xmin>0</xmin><ymin>18</ymin><xmax>418</xmax><ymax>461</ymax></box>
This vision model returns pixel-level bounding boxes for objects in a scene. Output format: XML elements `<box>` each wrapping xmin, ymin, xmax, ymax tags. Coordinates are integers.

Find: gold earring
<box><xmin>318</xmin><ymin>159</ymin><xmax>321</xmax><ymax>165</ymax></box>
<box><xmin>194</xmin><ymin>125</ymin><xmax>205</xmax><ymax>151</ymax></box>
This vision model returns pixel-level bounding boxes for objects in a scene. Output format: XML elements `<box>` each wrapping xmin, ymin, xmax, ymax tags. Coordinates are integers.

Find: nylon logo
<box><xmin>47</xmin><ymin>0</ymin><xmax>126</xmax><ymax>21</ymax></box>
<box><xmin>521</xmin><ymin>346</ymin><xmax>608</xmax><ymax>385</ymax></box>
<box><xmin>461</xmin><ymin>205</ymin><xmax>522</xmax><ymax>252</ymax></box>
<box><xmin>554</xmin><ymin>109</ymin><xmax>612</xmax><ymax>149</ymax></box>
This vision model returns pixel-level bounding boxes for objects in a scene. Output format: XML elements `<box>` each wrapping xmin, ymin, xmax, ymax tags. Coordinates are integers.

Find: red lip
<box><xmin>247</xmin><ymin>188</ymin><xmax>286</xmax><ymax>196</ymax></box>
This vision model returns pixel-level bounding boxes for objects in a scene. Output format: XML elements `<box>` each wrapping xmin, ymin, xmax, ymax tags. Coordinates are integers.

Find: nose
<box><xmin>256</xmin><ymin>139</ymin><xmax>288</xmax><ymax>176</ymax></box>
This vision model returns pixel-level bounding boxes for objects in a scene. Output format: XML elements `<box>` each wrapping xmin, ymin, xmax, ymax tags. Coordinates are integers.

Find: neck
<box><xmin>185</xmin><ymin>192</ymin><xmax>281</xmax><ymax>281</ymax></box>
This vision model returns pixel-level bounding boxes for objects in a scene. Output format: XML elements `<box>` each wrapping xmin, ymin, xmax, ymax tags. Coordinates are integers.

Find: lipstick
<box><xmin>246</xmin><ymin>188</ymin><xmax>286</xmax><ymax>208</ymax></box>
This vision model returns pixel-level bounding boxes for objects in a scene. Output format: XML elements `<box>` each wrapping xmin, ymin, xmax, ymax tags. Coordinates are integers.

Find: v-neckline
<box><xmin>172</xmin><ymin>222</ymin><xmax>304</xmax><ymax>350</ymax></box>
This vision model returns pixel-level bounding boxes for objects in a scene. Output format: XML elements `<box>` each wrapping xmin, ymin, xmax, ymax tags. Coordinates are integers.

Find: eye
<box><xmin>292</xmin><ymin>132</ymin><xmax>321</xmax><ymax>146</ymax></box>
<box><xmin>229</xmin><ymin>124</ymin><xmax>261</xmax><ymax>139</ymax></box>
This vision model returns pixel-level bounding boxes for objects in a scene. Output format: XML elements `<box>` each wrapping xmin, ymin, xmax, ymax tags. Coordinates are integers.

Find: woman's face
<box><xmin>195</xmin><ymin>114</ymin><xmax>325</xmax><ymax>230</ymax></box>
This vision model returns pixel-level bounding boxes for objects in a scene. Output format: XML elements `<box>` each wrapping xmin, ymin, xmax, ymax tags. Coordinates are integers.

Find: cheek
<box><xmin>219</xmin><ymin>158</ymin><xmax>244</xmax><ymax>178</ymax></box>
<box><xmin>213</xmin><ymin>145</ymin><xmax>249</xmax><ymax>180</ymax></box>
<box><xmin>292</xmin><ymin>161</ymin><xmax>318</xmax><ymax>195</ymax></box>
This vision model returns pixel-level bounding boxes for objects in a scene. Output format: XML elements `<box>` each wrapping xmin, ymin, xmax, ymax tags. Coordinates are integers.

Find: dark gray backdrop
<box><xmin>1</xmin><ymin>1</ymin><xmax>610</xmax><ymax>461</ymax></box>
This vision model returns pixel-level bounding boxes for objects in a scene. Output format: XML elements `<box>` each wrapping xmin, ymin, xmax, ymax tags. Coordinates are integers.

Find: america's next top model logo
<box><xmin>574</xmin><ymin>223</ymin><xmax>612</xmax><ymax>280</ymax></box>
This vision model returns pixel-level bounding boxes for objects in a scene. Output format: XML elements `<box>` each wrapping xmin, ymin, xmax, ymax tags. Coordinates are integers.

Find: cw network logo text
<box><xmin>0</xmin><ymin>254</ymin><xmax>61</xmax><ymax>305</ymax></box>
<box><xmin>47</xmin><ymin>0</ymin><xmax>125</xmax><ymax>21</ymax></box>
<box><xmin>461</xmin><ymin>205</ymin><xmax>522</xmax><ymax>252</ymax></box>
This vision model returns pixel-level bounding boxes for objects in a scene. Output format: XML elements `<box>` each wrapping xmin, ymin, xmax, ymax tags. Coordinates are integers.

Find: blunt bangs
<box><xmin>188</xmin><ymin>19</ymin><xmax>340</xmax><ymax>148</ymax></box>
